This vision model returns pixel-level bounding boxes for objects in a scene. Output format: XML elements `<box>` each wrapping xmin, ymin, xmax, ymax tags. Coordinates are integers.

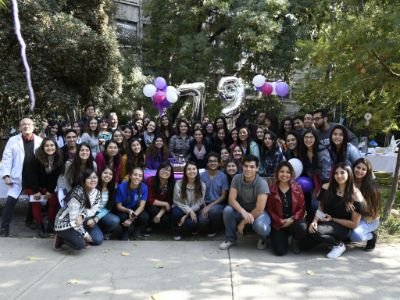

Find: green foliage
<box><xmin>0</xmin><ymin>0</ymin><xmax>122</xmax><ymax>128</ymax></box>
<box><xmin>142</xmin><ymin>0</ymin><xmax>296</xmax><ymax>89</ymax></box>
<box><xmin>293</xmin><ymin>0</ymin><xmax>400</xmax><ymax>136</ymax></box>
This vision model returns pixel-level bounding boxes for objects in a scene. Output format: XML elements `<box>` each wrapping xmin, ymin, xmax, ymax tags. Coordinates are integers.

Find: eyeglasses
<box><xmin>208</xmin><ymin>160</ymin><xmax>218</xmax><ymax>163</ymax></box>
<box><xmin>160</xmin><ymin>168</ymin><xmax>171</xmax><ymax>174</ymax></box>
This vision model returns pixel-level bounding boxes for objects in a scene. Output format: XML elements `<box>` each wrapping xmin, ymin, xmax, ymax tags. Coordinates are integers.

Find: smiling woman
<box><xmin>302</xmin><ymin>163</ymin><xmax>363</xmax><ymax>259</ymax></box>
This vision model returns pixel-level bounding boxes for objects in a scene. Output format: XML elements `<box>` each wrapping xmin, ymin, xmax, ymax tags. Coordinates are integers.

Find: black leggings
<box><xmin>117</xmin><ymin>211</ymin><xmax>149</xmax><ymax>235</ymax></box>
<box><xmin>300</xmin><ymin>221</ymin><xmax>350</xmax><ymax>250</ymax></box>
<box><xmin>270</xmin><ymin>220</ymin><xmax>308</xmax><ymax>256</ymax></box>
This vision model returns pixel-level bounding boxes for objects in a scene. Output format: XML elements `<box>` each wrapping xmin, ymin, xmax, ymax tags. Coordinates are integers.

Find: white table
<box><xmin>365</xmin><ymin>153</ymin><xmax>398</xmax><ymax>175</ymax></box>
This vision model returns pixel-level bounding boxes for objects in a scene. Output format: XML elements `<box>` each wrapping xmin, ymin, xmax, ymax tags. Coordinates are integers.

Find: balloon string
<box><xmin>12</xmin><ymin>0</ymin><xmax>36</xmax><ymax>112</ymax></box>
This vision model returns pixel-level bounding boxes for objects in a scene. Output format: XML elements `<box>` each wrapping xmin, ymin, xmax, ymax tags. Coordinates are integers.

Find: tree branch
<box><xmin>208</xmin><ymin>26</ymin><xmax>227</xmax><ymax>43</ymax></box>
<box><xmin>372</xmin><ymin>50</ymin><xmax>400</xmax><ymax>78</ymax></box>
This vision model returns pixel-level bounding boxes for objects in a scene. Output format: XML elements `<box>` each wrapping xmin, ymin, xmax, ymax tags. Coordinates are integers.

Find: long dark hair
<box><xmin>112</xmin><ymin>129</ymin><xmax>127</xmax><ymax>155</ymax></box>
<box><xmin>35</xmin><ymin>138</ymin><xmax>63</xmax><ymax>169</ymax></box>
<box><xmin>84</xmin><ymin>117</ymin><xmax>99</xmax><ymax>136</ymax></box>
<box><xmin>153</xmin><ymin>162</ymin><xmax>175</xmax><ymax>200</ymax></box>
<box><xmin>80</xmin><ymin>168</ymin><xmax>97</xmax><ymax>209</ymax></box>
<box><xmin>324</xmin><ymin>163</ymin><xmax>355</xmax><ymax>212</ymax></box>
<box><xmin>103</xmin><ymin>140</ymin><xmax>121</xmax><ymax>168</ymax></box>
<box><xmin>300</xmin><ymin>129</ymin><xmax>320</xmax><ymax>173</ymax></box>
<box><xmin>261</xmin><ymin>131</ymin><xmax>279</xmax><ymax>160</ymax></box>
<box><xmin>66</xmin><ymin>143</ymin><xmax>96</xmax><ymax>187</ymax></box>
<box><xmin>181</xmin><ymin>162</ymin><xmax>203</xmax><ymax>201</ymax></box>
<box><xmin>279</xmin><ymin>116</ymin><xmax>293</xmax><ymax>139</ymax></box>
<box><xmin>126</xmin><ymin>137</ymin><xmax>146</xmax><ymax>172</ymax></box>
<box><xmin>285</xmin><ymin>131</ymin><xmax>301</xmax><ymax>158</ymax></box>
<box><xmin>146</xmin><ymin>135</ymin><xmax>169</xmax><ymax>162</ymax></box>
<box><xmin>352</xmin><ymin>158</ymin><xmax>381</xmax><ymax>218</ymax></box>
<box><xmin>330</xmin><ymin>124</ymin><xmax>349</xmax><ymax>164</ymax></box>
<box><xmin>97</xmin><ymin>166</ymin><xmax>116</xmax><ymax>210</ymax></box>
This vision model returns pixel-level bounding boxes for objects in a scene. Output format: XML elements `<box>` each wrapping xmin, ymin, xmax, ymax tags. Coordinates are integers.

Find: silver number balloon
<box><xmin>218</xmin><ymin>76</ymin><xmax>245</xmax><ymax>117</ymax></box>
<box><xmin>177</xmin><ymin>82</ymin><xmax>206</xmax><ymax>122</ymax></box>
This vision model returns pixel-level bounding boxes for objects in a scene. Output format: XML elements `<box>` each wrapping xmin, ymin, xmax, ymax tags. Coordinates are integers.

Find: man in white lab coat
<box><xmin>0</xmin><ymin>118</ymin><xmax>42</xmax><ymax>236</ymax></box>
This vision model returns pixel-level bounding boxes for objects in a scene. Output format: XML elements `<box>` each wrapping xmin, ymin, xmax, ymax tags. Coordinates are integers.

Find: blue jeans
<box><xmin>222</xmin><ymin>205</ymin><xmax>271</xmax><ymax>242</ymax></box>
<box><xmin>350</xmin><ymin>218</ymin><xmax>380</xmax><ymax>242</ymax></box>
<box><xmin>198</xmin><ymin>203</ymin><xmax>225</xmax><ymax>234</ymax></box>
<box><xmin>171</xmin><ymin>206</ymin><xmax>208</xmax><ymax>236</ymax></box>
<box><xmin>98</xmin><ymin>212</ymin><xmax>120</xmax><ymax>234</ymax></box>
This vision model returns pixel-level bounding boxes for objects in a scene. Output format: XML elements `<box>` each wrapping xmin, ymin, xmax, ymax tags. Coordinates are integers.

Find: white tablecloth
<box><xmin>365</xmin><ymin>153</ymin><xmax>398</xmax><ymax>175</ymax></box>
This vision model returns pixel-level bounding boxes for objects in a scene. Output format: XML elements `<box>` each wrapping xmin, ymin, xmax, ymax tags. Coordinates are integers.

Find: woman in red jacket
<box><xmin>266</xmin><ymin>161</ymin><xmax>307</xmax><ymax>256</ymax></box>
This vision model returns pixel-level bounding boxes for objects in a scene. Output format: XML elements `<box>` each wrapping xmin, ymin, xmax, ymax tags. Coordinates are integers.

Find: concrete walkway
<box><xmin>0</xmin><ymin>237</ymin><xmax>399</xmax><ymax>300</ymax></box>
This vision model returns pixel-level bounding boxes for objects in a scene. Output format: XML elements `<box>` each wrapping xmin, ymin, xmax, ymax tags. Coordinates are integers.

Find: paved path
<box><xmin>0</xmin><ymin>237</ymin><xmax>399</xmax><ymax>300</ymax></box>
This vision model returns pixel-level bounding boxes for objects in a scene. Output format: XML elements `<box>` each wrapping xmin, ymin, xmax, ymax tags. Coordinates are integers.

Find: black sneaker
<box><xmin>365</xmin><ymin>232</ymin><xmax>377</xmax><ymax>252</ymax></box>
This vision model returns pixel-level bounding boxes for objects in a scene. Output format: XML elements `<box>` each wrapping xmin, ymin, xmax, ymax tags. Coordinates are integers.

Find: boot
<box><xmin>37</xmin><ymin>224</ymin><xmax>49</xmax><ymax>238</ymax></box>
<box><xmin>365</xmin><ymin>232</ymin><xmax>377</xmax><ymax>252</ymax></box>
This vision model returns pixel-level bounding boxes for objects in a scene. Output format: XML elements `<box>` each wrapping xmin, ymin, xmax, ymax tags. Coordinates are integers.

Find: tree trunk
<box><xmin>383</xmin><ymin>149</ymin><xmax>400</xmax><ymax>220</ymax></box>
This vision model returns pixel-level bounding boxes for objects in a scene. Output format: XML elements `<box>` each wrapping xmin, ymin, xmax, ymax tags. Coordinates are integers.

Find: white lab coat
<box><xmin>1</xmin><ymin>134</ymin><xmax>43</xmax><ymax>198</ymax></box>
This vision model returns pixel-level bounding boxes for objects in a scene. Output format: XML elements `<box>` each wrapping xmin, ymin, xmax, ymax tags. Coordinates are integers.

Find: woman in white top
<box><xmin>171</xmin><ymin>161</ymin><xmax>206</xmax><ymax>240</ymax></box>
<box><xmin>80</xmin><ymin>118</ymin><xmax>100</xmax><ymax>158</ymax></box>
<box><xmin>54</xmin><ymin>169</ymin><xmax>101</xmax><ymax>250</ymax></box>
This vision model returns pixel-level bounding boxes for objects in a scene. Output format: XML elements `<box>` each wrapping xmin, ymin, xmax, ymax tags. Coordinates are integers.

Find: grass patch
<box><xmin>378</xmin><ymin>187</ymin><xmax>400</xmax><ymax>242</ymax></box>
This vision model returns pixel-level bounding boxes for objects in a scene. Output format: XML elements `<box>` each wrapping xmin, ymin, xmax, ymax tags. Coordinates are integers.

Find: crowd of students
<box><xmin>0</xmin><ymin>105</ymin><xmax>381</xmax><ymax>259</ymax></box>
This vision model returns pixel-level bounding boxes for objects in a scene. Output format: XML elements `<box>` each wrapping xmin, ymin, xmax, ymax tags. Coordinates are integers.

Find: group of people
<box><xmin>0</xmin><ymin>105</ymin><xmax>380</xmax><ymax>259</ymax></box>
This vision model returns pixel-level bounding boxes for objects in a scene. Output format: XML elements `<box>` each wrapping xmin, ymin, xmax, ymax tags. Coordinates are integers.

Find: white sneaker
<box><xmin>207</xmin><ymin>232</ymin><xmax>217</xmax><ymax>238</ymax></box>
<box><xmin>173</xmin><ymin>235</ymin><xmax>181</xmax><ymax>241</ymax></box>
<box><xmin>219</xmin><ymin>240</ymin><xmax>237</xmax><ymax>250</ymax></box>
<box><xmin>326</xmin><ymin>243</ymin><xmax>346</xmax><ymax>258</ymax></box>
<box><xmin>257</xmin><ymin>238</ymin><xmax>267</xmax><ymax>250</ymax></box>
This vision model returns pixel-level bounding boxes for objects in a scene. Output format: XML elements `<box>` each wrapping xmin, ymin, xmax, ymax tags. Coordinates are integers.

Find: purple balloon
<box><xmin>295</xmin><ymin>176</ymin><xmax>314</xmax><ymax>193</ymax></box>
<box><xmin>275</xmin><ymin>82</ymin><xmax>289</xmax><ymax>97</ymax></box>
<box><xmin>154</xmin><ymin>77</ymin><xmax>167</xmax><ymax>90</ymax></box>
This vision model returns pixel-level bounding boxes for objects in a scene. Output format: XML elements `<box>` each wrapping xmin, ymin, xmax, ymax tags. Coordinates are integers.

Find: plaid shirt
<box><xmin>261</xmin><ymin>146</ymin><xmax>284</xmax><ymax>177</ymax></box>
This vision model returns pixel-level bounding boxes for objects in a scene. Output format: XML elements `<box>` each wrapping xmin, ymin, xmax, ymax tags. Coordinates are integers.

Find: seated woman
<box><xmin>283</xmin><ymin>131</ymin><xmax>301</xmax><ymax>160</ymax></box>
<box><xmin>171</xmin><ymin>162</ymin><xmax>206</xmax><ymax>240</ymax></box>
<box><xmin>93</xmin><ymin>167</ymin><xmax>120</xmax><ymax>239</ymax></box>
<box><xmin>188</xmin><ymin>129</ymin><xmax>210</xmax><ymax>169</ymax></box>
<box><xmin>54</xmin><ymin>169</ymin><xmax>102</xmax><ymax>250</ymax></box>
<box><xmin>121</xmin><ymin>138</ymin><xmax>146</xmax><ymax>181</ymax></box>
<box><xmin>350</xmin><ymin>158</ymin><xmax>380</xmax><ymax>251</ymax></box>
<box><xmin>220</xmin><ymin>148</ymin><xmax>230</xmax><ymax>170</ymax></box>
<box><xmin>146</xmin><ymin>136</ymin><xmax>170</xmax><ymax>170</ymax></box>
<box><xmin>115</xmin><ymin>167</ymin><xmax>149</xmax><ymax>240</ymax></box>
<box><xmin>95</xmin><ymin>140</ymin><xmax>122</xmax><ymax>183</ymax></box>
<box><xmin>30</xmin><ymin>138</ymin><xmax>64</xmax><ymax>237</ymax></box>
<box><xmin>305</xmin><ymin>163</ymin><xmax>363</xmax><ymax>258</ymax></box>
<box><xmin>260</xmin><ymin>131</ymin><xmax>284</xmax><ymax>179</ymax></box>
<box><xmin>146</xmin><ymin>162</ymin><xmax>175</xmax><ymax>229</ymax></box>
<box><xmin>57</xmin><ymin>143</ymin><xmax>97</xmax><ymax>196</ymax></box>
<box><xmin>266</xmin><ymin>162</ymin><xmax>307</xmax><ymax>256</ymax></box>
<box><xmin>169</xmin><ymin>119</ymin><xmax>193</xmax><ymax>160</ymax></box>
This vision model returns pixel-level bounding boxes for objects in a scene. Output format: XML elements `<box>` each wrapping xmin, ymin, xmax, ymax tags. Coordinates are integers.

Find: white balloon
<box><xmin>288</xmin><ymin>158</ymin><xmax>303</xmax><ymax>179</ymax></box>
<box><xmin>252</xmin><ymin>74</ymin><xmax>266</xmax><ymax>87</ymax></box>
<box><xmin>166</xmin><ymin>85</ymin><xmax>179</xmax><ymax>96</ymax></box>
<box><xmin>166</xmin><ymin>91</ymin><xmax>179</xmax><ymax>103</ymax></box>
<box><xmin>143</xmin><ymin>84</ymin><xmax>157</xmax><ymax>97</ymax></box>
